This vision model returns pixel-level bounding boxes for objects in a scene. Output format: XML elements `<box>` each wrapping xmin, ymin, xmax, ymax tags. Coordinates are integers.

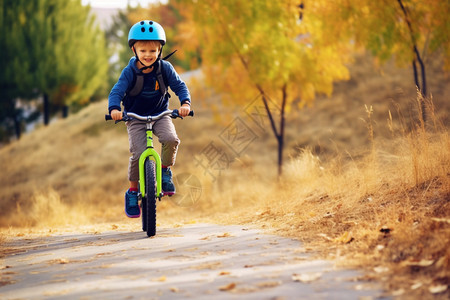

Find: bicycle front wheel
<box><xmin>144</xmin><ymin>158</ymin><xmax>157</xmax><ymax>237</ymax></box>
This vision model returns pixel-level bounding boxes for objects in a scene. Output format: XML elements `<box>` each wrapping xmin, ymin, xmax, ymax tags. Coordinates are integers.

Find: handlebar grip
<box><xmin>171</xmin><ymin>110</ymin><xmax>195</xmax><ymax>118</ymax></box>
<box><xmin>105</xmin><ymin>114</ymin><xmax>112</xmax><ymax>121</ymax></box>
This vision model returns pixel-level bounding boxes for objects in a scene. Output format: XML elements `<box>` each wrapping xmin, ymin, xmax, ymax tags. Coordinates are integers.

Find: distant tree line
<box><xmin>0</xmin><ymin>0</ymin><xmax>108</xmax><ymax>141</ymax></box>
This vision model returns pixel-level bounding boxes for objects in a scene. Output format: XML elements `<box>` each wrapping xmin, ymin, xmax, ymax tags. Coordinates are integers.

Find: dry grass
<box><xmin>0</xmin><ymin>52</ymin><xmax>449</xmax><ymax>298</ymax></box>
<box><xmin>232</xmin><ymin>127</ymin><xmax>450</xmax><ymax>299</ymax></box>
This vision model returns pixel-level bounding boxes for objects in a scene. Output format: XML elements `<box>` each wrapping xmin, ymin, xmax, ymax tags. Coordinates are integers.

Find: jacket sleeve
<box><xmin>108</xmin><ymin>66</ymin><xmax>134</xmax><ymax>113</ymax></box>
<box><xmin>163</xmin><ymin>61</ymin><xmax>191</xmax><ymax>104</ymax></box>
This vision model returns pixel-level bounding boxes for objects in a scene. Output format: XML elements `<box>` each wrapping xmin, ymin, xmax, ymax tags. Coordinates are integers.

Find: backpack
<box><xmin>126</xmin><ymin>50</ymin><xmax>177</xmax><ymax>98</ymax></box>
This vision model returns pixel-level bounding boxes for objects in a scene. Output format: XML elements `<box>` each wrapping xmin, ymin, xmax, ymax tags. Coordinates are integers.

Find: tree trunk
<box><xmin>62</xmin><ymin>105</ymin><xmax>69</xmax><ymax>118</ymax></box>
<box><xmin>412</xmin><ymin>59</ymin><xmax>427</xmax><ymax>123</ymax></box>
<box><xmin>258</xmin><ymin>85</ymin><xmax>287</xmax><ymax>177</ymax></box>
<box><xmin>13</xmin><ymin>110</ymin><xmax>21</xmax><ymax>139</ymax></box>
<box><xmin>43</xmin><ymin>93</ymin><xmax>50</xmax><ymax>125</ymax></box>
<box><xmin>397</xmin><ymin>0</ymin><xmax>428</xmax><ymax>123</ymax></box>
<box><xmin>277</xmin><ymin>84</ymin><xmax>287</xmax><ymax>177</ymax></box>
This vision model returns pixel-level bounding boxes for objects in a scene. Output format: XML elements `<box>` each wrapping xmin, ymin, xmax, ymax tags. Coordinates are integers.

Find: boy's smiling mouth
<box><xmin>143</xmin><ymin>58</ymin><xmax>154</xmax><ymax>64</ymax></box>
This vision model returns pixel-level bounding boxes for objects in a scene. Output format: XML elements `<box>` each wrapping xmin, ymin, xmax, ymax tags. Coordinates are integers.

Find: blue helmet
<box><xmin>128</xmin><ymin>20</ymin><xmax>166</xmax><ymax>47</ymax></box>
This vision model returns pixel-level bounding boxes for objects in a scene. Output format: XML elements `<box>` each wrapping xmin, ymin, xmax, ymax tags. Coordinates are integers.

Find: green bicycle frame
<box><xmin>138</xmin><ymin>122</ymin><xmax>163</xmax><ymax>199</ymax></box>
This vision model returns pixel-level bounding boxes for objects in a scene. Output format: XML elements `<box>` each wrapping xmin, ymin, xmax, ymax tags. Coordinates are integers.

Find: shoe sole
<box><xmin>125</xmin><ymin>211</ymin><xmax>141</xmax><ymax>218</ymax></box>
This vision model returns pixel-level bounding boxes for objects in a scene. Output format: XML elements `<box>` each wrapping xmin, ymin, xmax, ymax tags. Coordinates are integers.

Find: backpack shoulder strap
<box><xmin>127</xmin><ymin>71</ymin><xmax>144</xmax><ymax>97</ymax></box>
<box><xmin>156</xmin><ymin>60</ymin><xmax>168</xmax><ymax>96</ymax></box>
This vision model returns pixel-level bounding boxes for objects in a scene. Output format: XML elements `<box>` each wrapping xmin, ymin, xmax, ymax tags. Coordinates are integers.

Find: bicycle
<box><xmin>105</xmin><ymin>109</ymin><xmax>194</xmax><ymax>237</ymax></box>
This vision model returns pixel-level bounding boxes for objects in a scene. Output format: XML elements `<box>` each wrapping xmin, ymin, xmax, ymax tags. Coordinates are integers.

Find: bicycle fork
<box><xmin>138</xmin><ymin>122</ymin><xmax>163</xmax><ymax>200</ymax></box>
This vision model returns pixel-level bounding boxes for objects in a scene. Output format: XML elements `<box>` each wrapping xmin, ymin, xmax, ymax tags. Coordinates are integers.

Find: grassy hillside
<box><xmin>1</xmin><ymin>52</ymin><xmax>449</xmax><ymax>298</ymax></box>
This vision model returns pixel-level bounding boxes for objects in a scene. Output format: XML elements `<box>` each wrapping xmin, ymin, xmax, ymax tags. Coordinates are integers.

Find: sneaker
<box><xmin>125</xmin><ymin>189</ymin><xmax>141</xmax><ymax>218</ymax></box>
<box><xmin>162</xmin><ymin>167</ymin><xmax>175</xmax><ymax>196</ymax></box>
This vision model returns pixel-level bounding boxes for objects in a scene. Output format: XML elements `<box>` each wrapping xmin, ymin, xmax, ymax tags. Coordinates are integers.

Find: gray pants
<box><xmin>126</xmin><ymin>116</ymin><xmax>180</xmax><ymax>182</ymax></box>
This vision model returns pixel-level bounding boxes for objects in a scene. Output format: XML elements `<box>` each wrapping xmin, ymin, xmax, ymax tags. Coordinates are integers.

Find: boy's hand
<box><xmin>179</xmin><ymin>103</ymin><xmax>191</xmax><ymax>117</ymax></box>
<box><xmin>111</xmin><ymin>109</ymin><xmax>122</xmax><ymax>121</ymax></box>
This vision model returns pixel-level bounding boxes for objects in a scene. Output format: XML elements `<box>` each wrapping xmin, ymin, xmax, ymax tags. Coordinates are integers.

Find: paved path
<box><xmin>1</xmin><ymin>224</ymin><xmax>385</xmax><ymax>299</ymax></box>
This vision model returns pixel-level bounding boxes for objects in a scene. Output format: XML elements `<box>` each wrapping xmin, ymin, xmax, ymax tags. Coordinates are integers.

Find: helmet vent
<box><xmin>140</xmin><ymin>21</ymin><xmax>144</xmax><ymax>25</ymax></box>
<box><xmin>149</xmin><ymin>27</ymin><xmax>153</xmax><ymax>32</ymax></box>
<box><xmin>141</xmin><ymin>27</ymin><xmax>145</xmax><ymax>32</ymax></box>
<box><xmin>149</xmin><ymin>21</ymin><xmax>153</xmax><ymax>25</ymax></box>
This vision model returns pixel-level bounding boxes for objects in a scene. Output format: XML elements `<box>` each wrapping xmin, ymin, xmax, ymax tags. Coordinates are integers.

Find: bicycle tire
<box><xmin>141</xmin><ymin>191</ymin><xmax>147</xmax><ymax>232</ymax></box>
<box><xmin>144</xmin><ymin>159</ymin><xmax>157</xmax><ymax>237</ymax></box>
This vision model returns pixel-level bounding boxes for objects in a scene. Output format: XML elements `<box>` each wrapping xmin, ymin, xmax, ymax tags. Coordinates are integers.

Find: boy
<box><xmin>108</xmin><ymin>20</ymin><xmax>191</xmax><ymax>218</ymax></box>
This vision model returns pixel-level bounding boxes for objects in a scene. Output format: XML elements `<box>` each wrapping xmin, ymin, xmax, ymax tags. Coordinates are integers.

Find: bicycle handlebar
<box><xmin>105</xmin><ymin>109</ymin><xmax>194</xmax><ymax>122</ymax></box>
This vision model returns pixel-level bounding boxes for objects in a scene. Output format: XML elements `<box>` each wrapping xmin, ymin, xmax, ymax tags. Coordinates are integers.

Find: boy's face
<box><xmin>133</xmin><ymin>41</ymin><xmax>161</xmax><ymax>67</ymax></box>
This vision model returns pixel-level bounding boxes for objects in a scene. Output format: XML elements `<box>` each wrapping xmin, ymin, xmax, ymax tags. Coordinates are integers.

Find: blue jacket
<box><xmin>108</xmin><ymin>57</ymin><xmax>190</xmax><ymax>115</ymax></box>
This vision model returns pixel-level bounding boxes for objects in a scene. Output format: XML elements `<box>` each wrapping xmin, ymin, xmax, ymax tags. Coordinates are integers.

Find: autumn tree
<box><xmin>176</xmin><ymin>0</ymin><xmax>351</xmax><ymax>175</ymax></box>
<box><xmin>315</xmin><ymin>0</ymin><xmax>450</xmax><ymax>122</ymax></box>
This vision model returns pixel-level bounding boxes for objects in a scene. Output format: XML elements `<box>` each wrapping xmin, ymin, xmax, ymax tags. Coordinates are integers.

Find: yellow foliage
<box><xmin>177</xmin><ymin>0</ymin><xmax>354</xmax><ymax>108</ymax></box>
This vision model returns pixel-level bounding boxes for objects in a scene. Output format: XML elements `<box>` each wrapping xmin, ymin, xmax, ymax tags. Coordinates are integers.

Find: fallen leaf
<box><xmin>436</xmin><ymin>257</ymin><xmax>446</xmax><ymax>268</ymax></box>
<box><xmin>170</xmin><ymin>287</ymin><xmax>179</xmax><ymax>293</ymax></box>
<box><xmin>98</xmin><ymin>264</ymin><xmax>113</xmax><ymax>269</ymax></box>
<box><xmin>219</xmin><ymin>282</ymin><xmax>236</xmax><ymax>291</ymax></box>
<box><xmin>219</xmin><ymin>271</ymin><xmax>231</xmax><ymax>276</ymax></box>
<box><xmin>190</xmin><ymin>261</ymin><xmax>222</xmax><ymax>270</ymax></box>
<box><xmin>373</xmin><ymin>266</ymin><xmax>389</xmax><ymax>273</ymax></box>
<box><xmin>43</xmin><ymin>289</ymin><xmax>72</xmax><ymax>296</ymax></box>
<box><xmin>292</xmin><ymin>272</ymin><xmax>322</xmax><ymax>283</ymax></box>
<box><xmin>111</xmin><ymin>224</ymin><xmax>118</xmax><ymax>230</ymax></box>
<box><xmin>392</xmin><ymin>289</ymin><xmax>405</xmax><ymax>296</ymax></box>
<box><xmin>48</xmin><ymin>258</ymin><xmax>69</xmax><ymax>265</ymax></box>
<box><xmin>30</xmin><ymin>270</ymin><xmax>47</xmax><ymax>275</ymax></box>
<box><xmin>217</xmin><ymin>233</ymin><xmax>233</xmax><ymax>238</ymax></box>
<box><xmin>411</xmin><ymin>282</ymin><xmax>423</xmax><ymax>290</ymax></box>
<box><xmin>376</xmin><ymin>245</ymin><xmax>385</xmax><ymax>251</ymax></box>
<box><xmin>185</xmin><ymin>247</ymin><xmax>198</xmax><ymax>252</ymax></box>
<box><xmin>431</xmin><ymin>217</ymin><xmax>450</xmax><ymax>224</ymax></box>
<box><xmin>153</xmin><ymin>276</ymin><xmax>166</xmax><ymax>282</ymax></box>
<box><xmin>333</xmin><ymin>232</ymin><xmax>354</xmax><ymax>244</ymax></box>
<box><xmin>429</xmin><ymin>284</ymin><xmax>447</xmax><ymax>294</ymax></box>
<box><xmin>317</xmin><ymin>233</ymin><xmax>332</xmax><ymax>241</ymax></box>
<box><xmin>401</xmin><ymin>259</ymin><xmax>434</xmax><ymax>267</ymax></box>
<box><xmin>0</xmin><ymin>279</ymin><xmax>17</xmax><ymax>287</ymax></box>
<box><xmin>257</xmin><ymin>281</ymin><xmax>281</xmax><ymax>288</ymax></box>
